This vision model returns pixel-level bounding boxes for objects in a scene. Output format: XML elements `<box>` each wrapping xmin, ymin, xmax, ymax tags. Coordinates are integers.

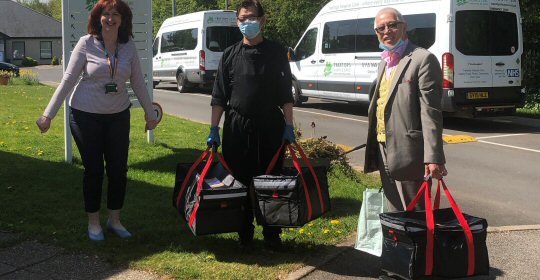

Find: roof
<box><xmin>0</xmin><ymin>0</ymin><xmax>61</xmax><ymax>38</ymax></box>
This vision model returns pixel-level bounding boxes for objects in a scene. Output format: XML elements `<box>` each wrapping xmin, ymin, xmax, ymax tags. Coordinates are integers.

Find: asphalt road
<box><xmin>34</xmin><ymin>66</ymin><xmax>540</xmax><ymax>227</ymax></box>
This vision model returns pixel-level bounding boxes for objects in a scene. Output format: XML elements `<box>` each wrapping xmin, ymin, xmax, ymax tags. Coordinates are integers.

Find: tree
<box><xmin>16</xmin><ymin>0</ymin><xmax>61</xmax><ymax>21</ymax></box>
<box><xmin>520</xmin><ymin>0</ymin><xmax>540</xmax><ymax>108</ymax></box>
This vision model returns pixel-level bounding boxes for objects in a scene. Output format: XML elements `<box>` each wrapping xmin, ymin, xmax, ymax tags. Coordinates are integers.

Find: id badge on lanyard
<box><xmin>103</xmin><ymin>41</ymin><xmax>119</xmax><ymax>94</ymax></box>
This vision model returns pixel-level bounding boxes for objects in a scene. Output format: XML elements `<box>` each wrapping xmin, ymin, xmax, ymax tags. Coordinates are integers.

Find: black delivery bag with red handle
<box><xmin>252</xmin><ymin>142</ymin><xmax>331</xmax><ymax>227</ymax></box>
<box><xmin>173</xmin><ymin>147</ymin><xmax>247</xmax><ymax>236</ymax></box>
<box><xmin>379</xmin><ymin>179</ymin><xmax>489</xmax><ymax>279</ymax></box>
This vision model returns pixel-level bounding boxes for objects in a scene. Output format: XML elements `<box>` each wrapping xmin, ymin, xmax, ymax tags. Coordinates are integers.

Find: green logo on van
<box><xmin>324</xmin><ymin>62</ymin><xmax>333</xmax><ymax>77</ymax></box>
<box><xmin>207</xmin><ymin>17</ymin><xmax>214</xmax><ymax>24</ymax></box>
<box><xmin>457</xmin><ymin>0</ymin><xmax>468</xmax><ymax>5</ymax></box>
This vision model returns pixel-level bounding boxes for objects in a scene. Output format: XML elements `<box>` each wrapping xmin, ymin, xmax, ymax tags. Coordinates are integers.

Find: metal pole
<box><xmin>172</xmin><ymin>0</ymin><xmax>176</xmax><ymax>16</ymax></box>
<box><xmin>225</xmin><ymin>0</ymin><xmax>228</xmax><ymax>10</ymax></box>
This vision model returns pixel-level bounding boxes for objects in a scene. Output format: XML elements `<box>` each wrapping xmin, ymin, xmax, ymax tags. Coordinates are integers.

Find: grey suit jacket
<box><xmin>364</xmin><ymin>42</ymin><xmax>446</xmax><ymax>181</ymax></box>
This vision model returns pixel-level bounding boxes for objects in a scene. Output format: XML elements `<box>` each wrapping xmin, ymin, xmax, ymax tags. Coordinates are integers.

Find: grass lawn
<box><xmin>0</xmin><ymin>83</ymin><xmax>380</xmax><ymax>279</ymax></box>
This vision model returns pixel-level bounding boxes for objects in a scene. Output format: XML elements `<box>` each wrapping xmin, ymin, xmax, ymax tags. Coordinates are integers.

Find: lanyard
<box><xmin>101</xmin><ymin>41</ymin><xmax>119</xmax><ymax>81</ymax></box>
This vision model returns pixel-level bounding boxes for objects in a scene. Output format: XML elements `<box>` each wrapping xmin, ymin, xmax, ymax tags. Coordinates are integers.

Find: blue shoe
<box><xmin>88</xmin><ymin>229</ymin><xmax>105</xmax><ymax>241</ymax></box>
<box><xmin>106</xmin><ymin>222</ymin><xmax>132</xmax><ymax>238</ymax></box>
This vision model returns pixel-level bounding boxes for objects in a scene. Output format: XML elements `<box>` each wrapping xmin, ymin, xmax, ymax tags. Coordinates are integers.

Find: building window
<box><xmin>40</xmin><ymin>41</ymin><xmax>53</xmax><ymax>59</ymax></box>
<box><xmin>12</xmin><ymin>41</ymin><xmax>25</xmax><ymax>59</ymax></box>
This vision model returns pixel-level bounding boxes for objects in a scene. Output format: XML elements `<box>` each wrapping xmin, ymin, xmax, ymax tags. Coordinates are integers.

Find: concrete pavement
<box><xmin>2</xmin><ymin>227</ymin><xmax>539</xmax><ymax>279</ymax></box>
<box><xmin>0</xmin><ymin>230</ymin><xmax>163</xmax><ymax>280</ymax></box>
<box><xmin>287</xmin><ymin>226</ymin><xmax>540</xmax><ymax>280</ymax></box>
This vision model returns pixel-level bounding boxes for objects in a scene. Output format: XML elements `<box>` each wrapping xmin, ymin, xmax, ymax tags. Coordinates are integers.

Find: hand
<box><xmin>207</xmin><ymin>126</ymin><xmax>220</xmax><ymax>147</ymax></box>
<box><xmin>36</xmin><ymin>116</ymin><xmax>51</xmax><ymax>133</ymax></box>
<box><xmin>425</xmin><ymin>163</ymin><xmax>448</xmax><ymax>180</ymax></box>
<box><xmin>282</xmin><ymin>124</ymin><xmax>295</xmax><ymax>144</ymax></box>
<box><xmin>145</xmin><ymin>119</ymin><xmax>158</xmax><ymax>131</ymax></box>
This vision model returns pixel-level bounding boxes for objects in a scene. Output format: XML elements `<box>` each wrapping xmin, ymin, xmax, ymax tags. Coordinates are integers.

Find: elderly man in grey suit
<box><xmin>364</xmin><ymin>7</ymin><xmax>448</xmax><ymax>212</ymax></box>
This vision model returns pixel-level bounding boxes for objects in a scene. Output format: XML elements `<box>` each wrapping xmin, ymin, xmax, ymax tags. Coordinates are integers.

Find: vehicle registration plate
<box><xmin>467</xmin><ymin>92</ymin><xmax>489</xmax><ymax>99</ymax></box>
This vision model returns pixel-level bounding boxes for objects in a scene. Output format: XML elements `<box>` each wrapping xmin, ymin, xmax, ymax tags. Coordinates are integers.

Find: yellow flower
<box><xmin>337</xmin><ymin>230</ymin><xmax>342</xmax><ymax>234</ymax></box>
<box><xmin>299</xmin><ymin>228</ymin><xmax>305</xmax><ymax>234</ymax></box>
<box><xmin>330</xmin><ymin>219</ymin><xmax>341</xmax><ymax>225</ymax></box>
<box><xmin>37</xmin><ymin>150</ymin><xmax>44</xmax><ymax>156</ymax></box>
<box><xmin>308</xmin><ymin>223</ymin><xmax>314</xmax><ymax>227</ymax></box>
<box><xmin>323</xmin><ymin>229</ymin><xmax>330</xmax><ymax>234</ymax></box>
<box><xmin>205</xmin><ymin>255</ymin><xmax>215</xmax><ymax>261</ymax></box>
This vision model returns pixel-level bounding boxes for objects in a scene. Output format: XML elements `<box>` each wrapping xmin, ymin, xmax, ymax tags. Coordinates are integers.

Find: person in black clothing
<box><xmin>207</xmin><ymin>0</ymin><xmax>295</xmax><ymax>251</ymax></box>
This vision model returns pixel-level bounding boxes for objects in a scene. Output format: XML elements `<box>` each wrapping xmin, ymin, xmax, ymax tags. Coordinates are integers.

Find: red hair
<box><xmin>87</xmin><ymin>0</ymin><xmax>133</xmax><ymax>43</ymax></box>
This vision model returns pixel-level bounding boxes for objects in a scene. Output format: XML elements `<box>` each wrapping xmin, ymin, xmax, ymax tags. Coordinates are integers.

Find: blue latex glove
<box><xmin>282</xmin><ymin>124</ymin><xmax>295</xmax><ymax>144</ymax></box>
<box><xmin>207</xmin><ymin>126</ymin><xmax>220</xmax><ymax>147</ymax></box>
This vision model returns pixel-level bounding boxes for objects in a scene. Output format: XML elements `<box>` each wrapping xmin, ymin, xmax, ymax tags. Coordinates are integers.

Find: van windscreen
<box><xmin>161</xmin><ymin>28</ymin><xmax>198</xmax><ymax>53</ymax></box>
<box><xmin>206</xmin><ymin>26</ymin><xmax>243</xmax><ymax>52</ymax></box>
<box><xmin>455</xmin><ymin>11</ymin><xmax>518</xmax><ymax>56</ymax></box>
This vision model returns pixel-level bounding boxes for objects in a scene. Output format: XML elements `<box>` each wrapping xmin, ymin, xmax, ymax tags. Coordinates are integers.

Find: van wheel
<box><xmin>176</xmin><ymin>72</ymin><xmax>189</xmax><ymax>93</ymax></box>
<box><xmin>292</xmin><ymin>80</ymin><xmax>306</xmax><ymax>106</ymax></box>
<box><xmin>152</xmin><ymin>81</ymin><xmax>159</xmax><ymax>89</ymax></box>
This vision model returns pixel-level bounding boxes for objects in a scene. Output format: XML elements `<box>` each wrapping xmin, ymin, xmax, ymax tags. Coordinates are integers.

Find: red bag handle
<box><xmin>188</xmin><ymin>149</ymin><xmax>215</xmax><ymax>227</ymax></box>
<box><xmin>175</xmin><ymin>147</ymin><xmax>235</xmax><ymax>228</ymax></box>
<box><xmin>287</xmin><ymin>145</ymin><xmax>313</xmax><ymax>221</ymax></box>
<box><xmin>294</xmin><ymin>142</ymin><xmax>325</xmax><ymax>213</ymax></box>
<box><xmin>265</xmin><ymin>143</ymin><xmax>284</xmax><ymax>175</ymax></box>
<box><xmin>176</xmin><ymin>147</ymin><xmax>211</xmax><ymax>208</ymax></box>
<box><xmin>264</xmin><ymin>142</ymin><xmax>326</xmax><ymax>220</ymax></box>
<box><xmin>440</xmin><ymin>179</ymin><xmax>476</xmax><ymax>276</ymax></box>
<box><xmin>406</xmin><ymin>179</ymin><xmax>476</xmax><ymax>276</ymax></box>
<box><xmin>406</xmin><ymin>181</ymin><xmax>434</xmax><ymax>275</ymax></box>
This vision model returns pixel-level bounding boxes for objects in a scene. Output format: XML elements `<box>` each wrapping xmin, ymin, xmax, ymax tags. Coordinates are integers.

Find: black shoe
<box><xmin>264</xmin><ymin>236</ymin><xmax>284</xmax><ymax>252</ymax></box>
<box><xmin>238</xmin><ymin>240</ymin><xmax>254</xmax><ymax>253</ymax></box>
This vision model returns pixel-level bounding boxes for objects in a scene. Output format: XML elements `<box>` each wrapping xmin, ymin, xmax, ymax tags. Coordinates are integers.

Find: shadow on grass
<box><xmin>0</xmin><ymin>149</ymin><xmax>361</xmax><ymax>276</ymax></box>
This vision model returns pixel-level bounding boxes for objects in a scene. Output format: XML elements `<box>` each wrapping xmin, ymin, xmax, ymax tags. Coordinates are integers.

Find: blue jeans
<box><xmin>69</xmin><ymin>107</ymin><xmax>130</xmax><ymax>213</ymax></box>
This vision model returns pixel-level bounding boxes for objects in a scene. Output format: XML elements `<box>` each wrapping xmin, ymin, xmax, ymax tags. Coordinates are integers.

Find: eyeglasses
<box><xmin>237</xmin><ymin>16</ymin><xmax>260</xmax><ymax>23</ymax></box>
<box><xmin>374</xmin><ymin>21</ymin><xmax>403</xmax><ymax>34</ymax></box>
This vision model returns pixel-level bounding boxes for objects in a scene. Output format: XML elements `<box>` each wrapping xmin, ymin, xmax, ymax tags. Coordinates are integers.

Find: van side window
<box><xmin>356</xmin><ymin>18</ymin><xmax>380</xmax><ymax>52</ymax></box>
<box><xmin>456</xmin><ymin>11</ymin><xmax>518</xmax><ymax>56</ymax></box>
<box><xmin>161</xmin><ymin>28</ymin><xmax>198</xmax><ymax>53</ymax></box>
<box><xmin>323</xmin><ymin>19</ymin><xmax>357</xmax><ymax>54</ymax></box>
<box><xmin>296</xmin><ymin>28</ymin><xmax>318</xmax><ymax>60</ymax></box>
<box><xmin>403</xmin><ymin>13</ymin><xmax>436</xmax><ymax>49</ymax></box>
<box><xmin>152</xmin><ymin>37</ymin><xmax>159</xmax><ymax>57</ymax></box>
<box><xmin>206</xmin><ymin>26</ymin><xmax>243</xmax><ymax>52</ymax></box>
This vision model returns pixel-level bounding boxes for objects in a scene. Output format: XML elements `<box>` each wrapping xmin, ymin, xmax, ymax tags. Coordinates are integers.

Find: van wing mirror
<box><xmin>287</xmin><ymin>47</ymin><xmax>297</xmax><ymax>62</ymax></box>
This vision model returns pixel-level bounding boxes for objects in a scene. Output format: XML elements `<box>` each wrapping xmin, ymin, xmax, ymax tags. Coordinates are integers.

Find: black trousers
<box><xmin>69</xmin><ymin>107</ymin><xmax>130</xmax><ymax>213</ymax></box>
<box><xmin>222</xmin><ymin>108</ymin><xmax>285</xmax><ymax>242</ymax></box>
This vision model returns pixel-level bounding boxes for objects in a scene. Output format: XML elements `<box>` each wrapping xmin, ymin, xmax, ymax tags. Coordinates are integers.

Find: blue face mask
<box><xmin>239</xmin><ymin>20</ymin><xmax>261</xmax><ymax>39</ymax></box>
<box><xmin>379</xmin><ymin>39</ymin><xmax>404</xmax><ymax>51</ymax></box>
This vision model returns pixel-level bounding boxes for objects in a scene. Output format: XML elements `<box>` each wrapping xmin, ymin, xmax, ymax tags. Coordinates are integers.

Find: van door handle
<box><xmin>311</xmin><ymin>60</ymin><xmax>316</xmax><ymax>64</ymax></box>
<box><xmin>495</xmin><ymin>62</ymin><xmax>505</xmax><ymax>66</ymax></box>
<box><xmin>319</xmin><ymin>59</ymin><xmax>325</xmax><ymax>63</ymax></box>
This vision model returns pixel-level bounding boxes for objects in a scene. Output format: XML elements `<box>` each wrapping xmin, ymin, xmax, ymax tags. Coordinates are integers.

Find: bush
<box><xmin>15</xmin><ymin>69</ymin><xmax>40</xmax><ymax>85</ymax></box>
<box><xmin>21</xmin><ymin>56</ymin><xmax>38</xmax><ymax>67</ymax></box>
<box><xmin>51</xmin><ymin>56</ymin><xmax>60</xmax><ymax>65</ymax></box>
<box><xmin>285</xmin><ymin>136</ymin><xmax>358</xmax><ymax>180</ymax></box>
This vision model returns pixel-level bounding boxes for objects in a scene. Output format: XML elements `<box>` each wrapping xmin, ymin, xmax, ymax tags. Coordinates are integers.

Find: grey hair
<box><xmin>374</xmin><ymin>7</ymin><xmax>406</xmax><ymax>28</ymax></box>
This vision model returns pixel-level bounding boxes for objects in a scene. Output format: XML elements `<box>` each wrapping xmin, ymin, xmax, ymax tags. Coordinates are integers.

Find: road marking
<box><xmin>488</xmin><ymin>224</ymin><xmax>540</xmax><ymax>233</ymax></box>
<box><xmin>443</xmin><ymin>135</ymin><xmax>477</xmax><ymax>144</ymax></box>
<box><xmin>477</xmin><ymin>140</ymin><xmax>540</xmax><ymax>153</ymax></box>
<box><xmin>293</xmin><ymin>108</ymin><xmax>368</xmax><ymax>123</ymax></box>
<box><xmin>476</xmin><ymin>133</ymin><xmax>531</xmax><ymax>140</ymax></box>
